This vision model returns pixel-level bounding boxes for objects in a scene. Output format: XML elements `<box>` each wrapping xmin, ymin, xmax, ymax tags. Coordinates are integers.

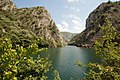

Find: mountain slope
<box><xmin>0</xmin><ymin>0</ymin><xmax>16</xmax><ymax>10</ymax></box>
<box><xmin>60</xmin><ymin>32</ymin><xmax>77</xmax><ymax>43</ymax></box>
<box><xmin>70</xmin><ymin>1</ymin><xmax>120</xmax><ymax>48</ymax></box>
<box><xmin>13</xmin><ymin>7</ymin><xmax>65</xmax><ymax>47</ymax></box>
<box><xmin>0</xmin><ymin>9</ymin><xmax>41</xmax><ymax>47</ymax></box>
<box><xmin>0</xmin><ymin>0</ymin><xmax>65</xmax><ymax>47</ymax></box>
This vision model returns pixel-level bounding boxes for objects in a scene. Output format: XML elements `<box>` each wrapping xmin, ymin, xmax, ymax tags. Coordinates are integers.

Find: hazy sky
<box><xmin>12</xmin><ymin>0</ymin><xmax>119</xmax><ymax>33</ymax></box>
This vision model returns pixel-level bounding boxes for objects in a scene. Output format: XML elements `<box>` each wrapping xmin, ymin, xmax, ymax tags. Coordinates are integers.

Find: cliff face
<box><xmin>60</xmin><ymin>32</ymin><xmax>77</xmax><ymax>43</ymax></box>
<box><xmin>70</xmin><ymin>1</ymin><xmax>120</xmax><ymax>48</ymax></box>
<box><xmin>13</xmin><ymin>7</ymin><xmax>65</xmax><ymax>47</ymax></box>
<box><xmin>0</xmin><ymin>10</ymin><xmax>38</xmax><ymax>47</ymax></box>
<box><xmin>0</xmin><ymin>0</ymin><xmax>16</xmax><ymax>10</ymax></box>
<box><xmin>0</xmin><ymin>0</ymin><xmax>65</xmax><ymax>47</ymax></box>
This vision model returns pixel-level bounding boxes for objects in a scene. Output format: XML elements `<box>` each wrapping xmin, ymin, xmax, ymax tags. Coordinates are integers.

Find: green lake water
<box><xmin>38</xmin><ymin>46</ymin><xmax>99</xmax><ymax>80</ymax></box>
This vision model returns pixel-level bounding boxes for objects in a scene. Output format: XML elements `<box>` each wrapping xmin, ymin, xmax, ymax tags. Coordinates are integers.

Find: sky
<box><xmin>12</xmin><ymin>0</ymin><xmax>119</xmax><ymax>33</ymax></box>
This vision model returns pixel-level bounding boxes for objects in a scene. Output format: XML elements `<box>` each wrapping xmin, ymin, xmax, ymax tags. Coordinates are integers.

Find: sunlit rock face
<box><xmin>60</xmin><ymin>32</ymin><xmax>77</xmax><ymax>43</ymax></box>
<box><xmin>13</xmin><ymin>7</ymin><xmax>66</xmax><ymax>47</ymax></box>
<box><xmin>70</xmin><ymin>1</ymin><xmax>120</xmax><ymax>48</ymax></box>
<box><xmin>0</xmin><ymin>0</ymin><xmax>16</xmax><ymax>10</ymax></box>
<box><xmin>0</xmin><ymin>0</ymin><xmax>66</xmax><ymax>47</ymax></box>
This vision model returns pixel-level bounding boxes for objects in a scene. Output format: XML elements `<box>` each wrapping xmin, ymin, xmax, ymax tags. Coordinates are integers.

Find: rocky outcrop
<box><xmin>13</xmin><ymin>7</ymin><xmax>65</xmax><ymax>47</ymax></box>
<box><xmin>70</xmin><ymin>1</ymin><xmax>120</xmax><ymax>48</ymax></box>
<box><xmin>60</xmin><ymin>32</ymin><xmax>77</xmax><ymax>43</ymax></box>
<box><xmin>0</xmin><ymin>0</ymin><xmax>16</xmax><ymax>10</ymax></box>
<box><xmin>0</xmin><ymin>0</ymin><xmax>65</xmax><ymax>47</ymax></box>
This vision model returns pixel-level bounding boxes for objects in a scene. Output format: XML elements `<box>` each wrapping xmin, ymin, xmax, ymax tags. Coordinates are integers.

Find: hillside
<box><xmin>0</xmin><ymin>0</ymin><xmax>16</xmax><ymax>10</ymax></box>
<box><xmin>0</xmin><ymin>0</ymin><xmax>65</xmax><ymax>47</ymax></box>
<box><xmin>60</xmin><ymin>32</ymin><xmax>77</xmax><ymax>43</ymax></box>
<box><xmin>70</xmin><ymin>1</ymin><xmax>120</xmax><ymax>48</ymax></box>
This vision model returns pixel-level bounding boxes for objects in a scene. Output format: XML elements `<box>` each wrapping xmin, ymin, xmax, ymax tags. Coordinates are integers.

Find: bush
<box><xmin>53</xmin><ymin>70</ymin><xmax>61</xmax><ymax>80</ymax></box>
<box><xmin>107</xmin><ymin>0</ymin><xmax>112</xmax><ymax>4</ymax></box>
<box><xmin>0</xmin><ymin>37</ymin><xmax>51</xmax><ymax>80</ymax></box>
<box><xmin>85</xmin><ymin>19</ymin><xmax>120</xmax><ymax>80</ymax></box>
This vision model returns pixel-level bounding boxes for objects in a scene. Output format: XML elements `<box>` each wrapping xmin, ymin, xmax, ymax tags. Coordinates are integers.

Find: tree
<box><xmin>53</xmin><ymin>70</ymin><xmax>61</xmax><ymax>80</ymax></box>
<box><xmin>0</xmin><ymin>37</ymin><xmax>51</xmax><ymax>80</ymax></box>
<box><xmin>85</xmin><ymin>19</ymin><xmax>120</xmax><ymax>80</ymax></box>
<box><xmin>108</xmin><ymin>0</ymin><xmax>112</xmax><ymax>4</ymax></box>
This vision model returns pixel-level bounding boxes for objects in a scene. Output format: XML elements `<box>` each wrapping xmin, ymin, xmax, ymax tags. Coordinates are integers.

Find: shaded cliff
<box><xmin>70</xmin><ymin>1</ymin><xmax>120</xmax><ymax>48</ymax></box>
<box><xmin>0</xmin><ymin>0</ymin><xmax>65</xmax><ymax>47</ymax></box>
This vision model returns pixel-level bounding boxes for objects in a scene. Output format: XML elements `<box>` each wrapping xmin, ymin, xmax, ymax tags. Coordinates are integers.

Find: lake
<box><xmin>38</xmin><ymin>46</ymin><xmax>99</xmax><ymax>80</ymax></box>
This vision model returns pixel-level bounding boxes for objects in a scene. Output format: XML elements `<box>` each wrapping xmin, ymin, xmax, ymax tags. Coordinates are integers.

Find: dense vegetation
<box><xmin>13</xmin><ymin>7</ymin><xmax>65</xmax><ymax>47</ymax></box>
<box><xmin>70</xmin><ymin>1</ymin><xmax>120</xmax><ymax>48</ymax></box>
<box><xmin>0</xmin><ymin>9</ymin><xmax>48</xmax><ymax>48</ymax></box>
<box><xmin>0</xmin><ymin>0</ymin><xmax>64</xmax><ymax>79</ymax></box>
<box><xmin>0</xmin><ymin>10</ymin><xmax>60</xmax><ymax>79</ymax></box>
<box><xmin>84</xmin><ymin>20</ymin><xmax>120</xmax><ymax>80</ymax></box>
<box><xmin>0</xmin><ymin>36</ymin><xmax>52</xmax><ymax>80</ymax></box>
<box><xmin>0</xmin><ymin>0</ymin><xmax>65</xmax><ymax>48</ymax></box>
<box><xmin>0</xmin><ymin>0</ymin><xmax>120</xmax><ymax>80</ymax></box>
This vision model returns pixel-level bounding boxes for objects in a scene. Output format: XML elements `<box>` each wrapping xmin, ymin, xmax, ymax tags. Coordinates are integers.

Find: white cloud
<box><xmin>57</xmin><ymin>21</ymin><xmax>69</xmax><ymax>32</ymax></box>
<box><xmin>67</xmin><ymin>0</ymin><xmax>86</xmax><ymax>3</ymax></box>
<box><xmin>67</xmin><ymin>0</ymin><xmax>78</xmax><ymax>3</ymax></box>
<box><xmin>71</xmin><ymin>16</ymin><xmax>85</xmax><ymax>33</ymax></box>
<box><xmin>76</xmin><ymin>8</ymin><xmax>80</xmax><ymax>12</ymax></box>
<box><xmin>62</xmin><ymin>14</ymin><xmax>81</xmax><ymax>21</ymax></box>
<box><xmin>62</xmin><ymin>14</ymin><xmax>85</xmax><ymax>33</ymax></box>
<box><xmin>70</xmin><ymin>7</ymin><xmax>80</xmax><ymax>12</ymax></box>
<box><xmin>70</xmin><ymin>7</ymin><xmax>75</xmax><ymax>10</ymax></box>
<box><xmin>65</xmin><ymin>6</ymin><xmax>80</xmax><ymax>12</ymax></box>
<box><xmin>65</xmin><ymin>5</ymin><xmax>69</xmax><ymax>9</ymax></box>
<box><xmin>72</xmin><ymin>19</ymin><xmax>84</xmax><ymax>32</ymax></box>
<box><xmin>69</xmin><ymin>14</ymin><xmax>80</xmax><ymax>20</ymax></box>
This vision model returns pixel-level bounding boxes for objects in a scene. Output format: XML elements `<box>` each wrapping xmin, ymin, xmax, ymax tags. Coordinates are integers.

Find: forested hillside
<box><xmin>0</xmin><ymin>0</ymin><xmax>65</xmax><ymax>48</ymax></box>
<box><xmin>70</xmin><ymin>1</ymin><xmax>120</xmax><ymax>48</ymax></box>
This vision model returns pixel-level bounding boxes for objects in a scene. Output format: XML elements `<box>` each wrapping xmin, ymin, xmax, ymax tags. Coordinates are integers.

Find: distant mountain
<box><xmin>70</xmin><ymin>1</ymin><xmax>120</xmax><ymax>48</ymax></box>
<box><xmin>0</xmin><ymin>0</ymin><xmax>65</xmax><ymax>47</ymax></box>
<box><xmin>60</xmin><ymin>32</ymin><xmax>77</xmax><ymax>43</ymax></box>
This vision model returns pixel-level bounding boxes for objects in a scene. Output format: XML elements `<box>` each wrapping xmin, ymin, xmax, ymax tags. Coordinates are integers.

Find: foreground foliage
<box><xmin>53</xmin><ymin>70</ymin><xmax>61</xmax><ymax>80</ymax></box>
<box><xmin>85</xmin><ymin>20</ymin><xmax>120</xmax><ymax>80</ymax></box>
<box><xmin>0</xmin><ymin>37</ymin><xmax>51</xmax><ymax>80</ymax></box>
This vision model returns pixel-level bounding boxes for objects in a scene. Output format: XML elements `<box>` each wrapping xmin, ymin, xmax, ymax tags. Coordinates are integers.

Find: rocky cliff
<box><xmin>13</xmin><ymin>7</ymin><xmax>65</xmax><ymax>47</ymax></box>
<box><xmin>0</xmin><ymin>0</ymin><xmax>65</xmax><ymax>47</ymax></box>
<box><xmin>60</xmin><ymin>32</ymin><xmax>77</xmax><ymax>43</ymax></box>
<box><xmin>70</xmin><ymin>1</ymin><xmax>120</xmax><ymax>48</ymax></box>
<box><xmin>0</xmin><ymin>0</ymin><xmax>16</xmax><ymax>10</ymax></box>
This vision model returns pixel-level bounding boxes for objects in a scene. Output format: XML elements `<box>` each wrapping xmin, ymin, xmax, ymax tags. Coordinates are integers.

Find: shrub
<box><xmin>53</xmin><ymin>70</ymin><xmax>61</xmax><ymax>80</ymax></box>
<box><xmin>85</xmin><ymin>19</ymin><xmax>120</xmax><ymax>80</ymax></box>
<box><xmin>0</xmin><ymin>37</ymin><xmax>51</xmax><ymax>80</ymax></box>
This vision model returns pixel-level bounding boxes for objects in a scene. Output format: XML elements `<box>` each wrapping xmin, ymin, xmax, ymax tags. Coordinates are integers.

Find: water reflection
<box><xmin>39</xmin><ymin>46</ymin><xmax>98</xmax><ymax>80</ymax></box>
